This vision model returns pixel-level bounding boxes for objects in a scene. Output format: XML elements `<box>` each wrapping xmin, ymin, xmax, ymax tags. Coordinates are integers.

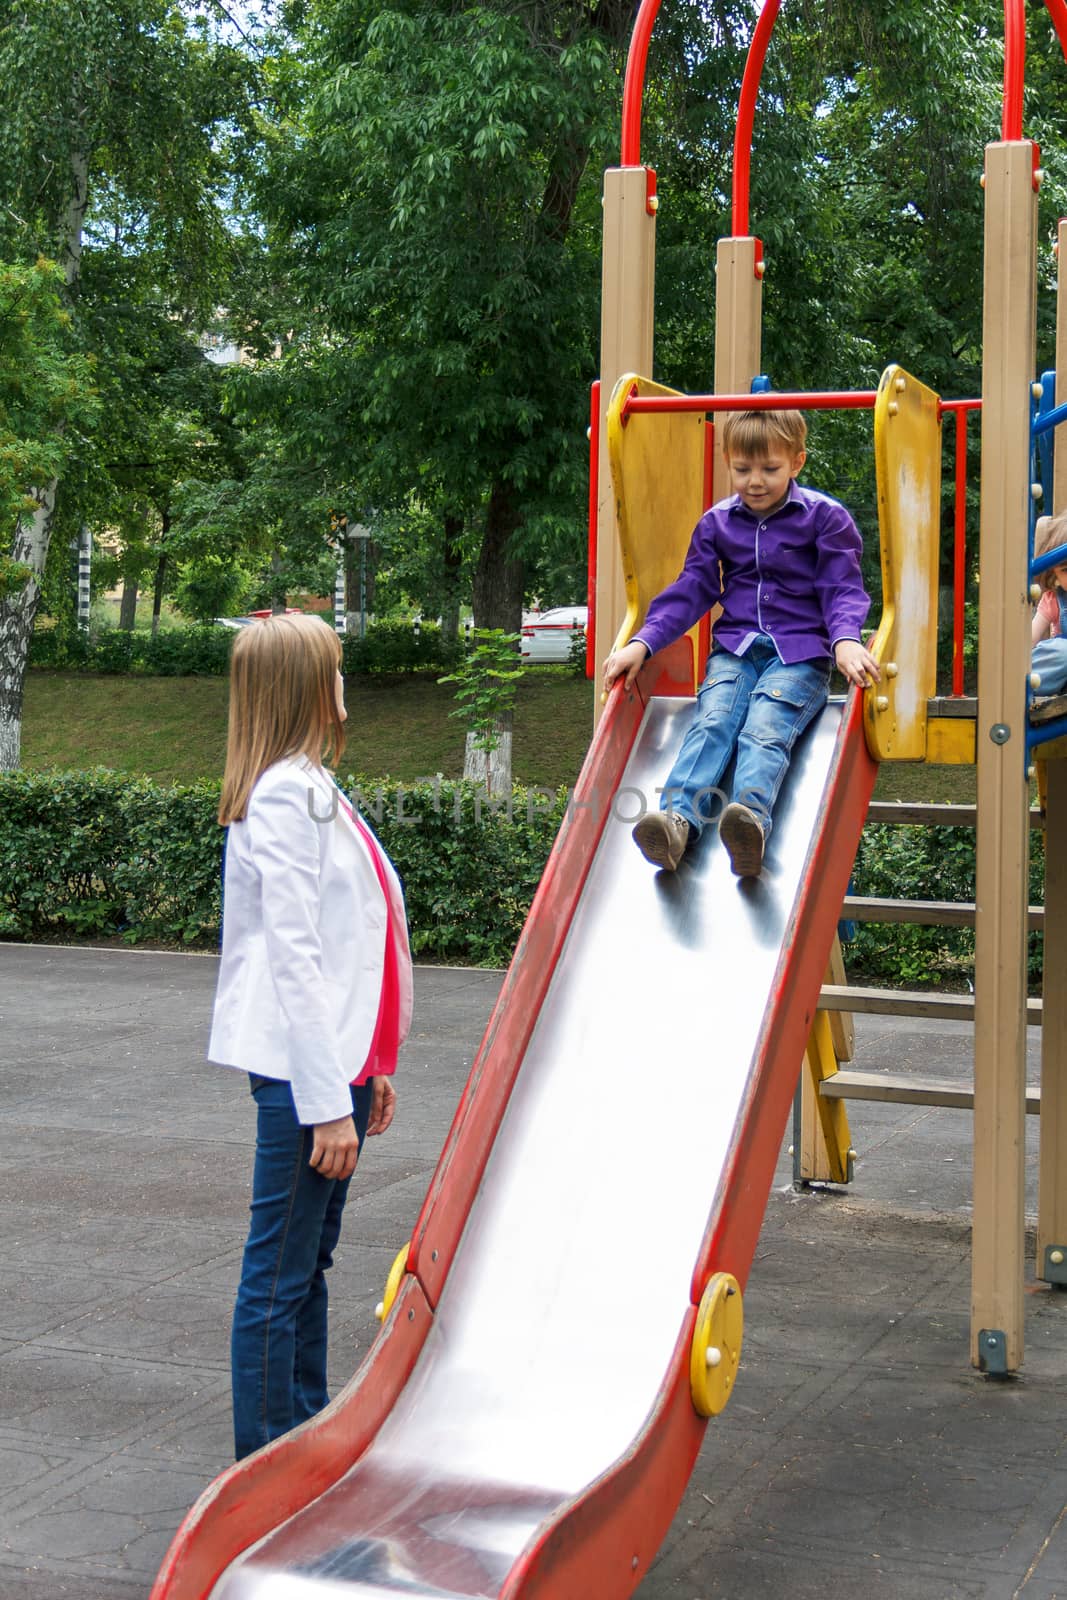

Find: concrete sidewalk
<box><xmin>0</xmin><ymin>944</ymin><xmax>1063</xmax><ymax>1599</ymax></box>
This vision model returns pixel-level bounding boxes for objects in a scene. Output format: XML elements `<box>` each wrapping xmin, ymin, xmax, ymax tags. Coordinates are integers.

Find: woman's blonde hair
<box><xmin>219</xmin><ymin>613</ymin><xmax>346</xmax><ymax>824</ymax></box>
<box><xmin>1034</xmin><ymin>511</ymin><xmax>1067</xmax><ymax>592</ymax></box>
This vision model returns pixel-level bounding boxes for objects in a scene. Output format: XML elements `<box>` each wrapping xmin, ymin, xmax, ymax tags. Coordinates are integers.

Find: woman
<box><xmin>208</xmin><ymin>612</ymin><xmax>412</xmax><ymax>1460</ymax></box>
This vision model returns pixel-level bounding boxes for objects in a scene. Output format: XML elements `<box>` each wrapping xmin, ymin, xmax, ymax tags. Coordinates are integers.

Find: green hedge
<box><xmin>29</xmin><ymin>625</ymin><xmax>234</xmax><ymax>675</ymax></box>
<box><xmin>0</xmin><ymin>767</ymin><xmax>1044</xmax><ymax>983</ymax></box>
<box><xmin>29</xmin><ymin>619</ymin><xmax>464</xmax><ymax>678</ymax></box>
<box><xmin>848</xmin><ymin>820</ymin><xmax>1045</xmax><ymax>988</ymax></box>
<box><xmin>0</xmin><ymin>769</ymin><xmax>566</xmax><ymax>965</ymax></box>
<box><xmin>341</xmin><ymin>621</ymin><xmax>464</xmax><ymax>676</ymax></box>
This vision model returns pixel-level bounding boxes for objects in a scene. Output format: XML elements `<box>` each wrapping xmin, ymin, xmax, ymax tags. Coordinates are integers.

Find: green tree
<box><xmin>0</xmin><ymin>0</ymin><xmax>252</xmax><ymax>766</ymax></box>
<box><xmin>244</xmin><ymin>0</ymin><xmax>638</xmax><ymax>634</ymax></box>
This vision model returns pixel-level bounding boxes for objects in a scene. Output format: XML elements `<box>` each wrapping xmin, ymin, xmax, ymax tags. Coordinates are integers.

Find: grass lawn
<box><xmin>22</xmin><ymin>668</ymin><xmax>596</xmax><ymax>789</ymax></box>
<box><xmin>21</xmin><ymin>668</ymin><xmax>985</xmax><ymax>803</ymax></box>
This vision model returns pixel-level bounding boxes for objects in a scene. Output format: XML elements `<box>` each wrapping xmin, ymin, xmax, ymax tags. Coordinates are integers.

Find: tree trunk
<box><xmin>462</xmin><ymin>718</ymin><xmax>513</xmax><ymax>798</ymax></box>
<box><xmin>119</xmin><ymin>576</ymin><xmax>139</xmax><ymax>630</ymax></box>
<box><xmin>0</xmin><ymin>148</ymin><xmax>88</xmax><ymax>770</ymax></box>
<box><xmin>473</xmin><ymin>481</ymin><xmax>524</xmax><ymax>633</ymax></box>
<box><xmin>0</xmin><ymin>494</ymin><xmax>56</xmax><ymax>769</ymax></box>
<box><xmin>270</xmin><ymin>551</ymin><xmax>286</xmax><ymax>614</ymax></box>
<box><xmin>441</xmin><ymin>513</ymin><xmax>464</xmax><ymax>642</ymax></box>
<box><xmin>151</xmin><ymin>512</ymin><xmax>169</xmax><ymax>637</ymax></box>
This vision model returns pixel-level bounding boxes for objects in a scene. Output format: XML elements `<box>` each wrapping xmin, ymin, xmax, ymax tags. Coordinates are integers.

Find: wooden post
<box><xmin>971</xmin><ymin>142</ymin><xmax>1038</xmax><ymax>1371</ymax></box>
<box><xmin>594</xmin><ymin>168</ymin><xmax>656</xmax><ymax>721</ymax></box>
<box><xmin>712</xmin><ymin>238</ymin><xmax>763</xmax><ymax>503</ymax></box>
<box><xmin>1038</xmin><ymin>758</ymin><xmax>1067</xmax><ymax>1284</ymax></box>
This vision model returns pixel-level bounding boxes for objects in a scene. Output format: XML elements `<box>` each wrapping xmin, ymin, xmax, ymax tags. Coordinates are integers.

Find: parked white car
<box><xmin>520</xmin><ymin>605</ymin><xmax>588</xmax><ymax>663</ymax></box>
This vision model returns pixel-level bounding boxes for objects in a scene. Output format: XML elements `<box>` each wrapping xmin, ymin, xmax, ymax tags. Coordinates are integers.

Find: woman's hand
<box><xmin>366</xmin><ymin>1076</ymin><xmax>396</xmax><ymax>1138</ymax></box>
<box><xmin>310</xmin><ymin>1114</ymin><xmax>360</xmax><ymax>1180</ymax></box>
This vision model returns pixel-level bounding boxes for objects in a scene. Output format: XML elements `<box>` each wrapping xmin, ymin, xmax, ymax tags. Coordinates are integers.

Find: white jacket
<box><xmin>208</xmin><ymin>757</ymin><xmax>412</xmax><ymax>1124</ymax></box>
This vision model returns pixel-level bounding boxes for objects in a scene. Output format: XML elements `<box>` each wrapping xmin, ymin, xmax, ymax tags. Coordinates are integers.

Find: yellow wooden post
<box><xmin>971</xmin><ymin>142</ymin><xmax>1039</xmax><ymax>1372</ymax></box>
<box><xmin>1038</xmin><ymin>758</ymin><xmax>1067</xmax><ymax>1285</ymax></box>
<box><xmin>594</xmin><ymin>169</ymin><xmax>656</xmax><ymax>724</ymax></box>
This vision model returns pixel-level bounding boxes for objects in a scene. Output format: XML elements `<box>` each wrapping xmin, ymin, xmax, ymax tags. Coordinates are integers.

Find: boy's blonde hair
<box><xmin>1034</xmin><ymin>511</ymin><xmax>1067</xmax><ymax>592</ymax></box>
<box><xmin>219</xmin><ymin>612</ymin><xmax>346</xmax><ymax>824</ymax></box>
<box><xmin>722</xmin><ymin>408</ymin><xmax>807</xmax><ymax>460</ymax></box>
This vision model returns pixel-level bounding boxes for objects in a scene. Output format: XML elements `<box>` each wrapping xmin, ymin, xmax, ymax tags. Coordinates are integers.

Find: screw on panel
<box><xmin>978</xmin><ymin>1328</ymin><xmax>1009</xmax><ymax>1375</ymax></box>
<box><xmin>989</xmin><ymin>723</ymin><xmax>1011</xmax><ymax>745</ymax></box>
<box><xmin>1043</xmin><ymin>1244</ymin><xmax>1067</xmax><ymax>1286</ymax></box>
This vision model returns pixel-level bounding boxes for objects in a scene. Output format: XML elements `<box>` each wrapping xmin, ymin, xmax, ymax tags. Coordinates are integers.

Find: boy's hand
<box><xmin>835</xmin><ymin>638</ymin><xmax>880</xmax><ymax>689</ymax></box>
<box><xmin>603</xmin><ymin>641</ymin><xmax>648</xmax><ymax>694</ymax></box>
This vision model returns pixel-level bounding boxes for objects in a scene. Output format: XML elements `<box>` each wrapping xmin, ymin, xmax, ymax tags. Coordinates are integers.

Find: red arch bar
<box><xmin>621</xmin><ymin>0</ymin><xmax>1067</xmax><ymax>205</ymax></box>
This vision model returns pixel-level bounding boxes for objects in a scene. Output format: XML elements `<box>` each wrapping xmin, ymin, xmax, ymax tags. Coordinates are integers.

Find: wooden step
<box><xmin>842</xmin><ymin>896</ymin><xmax>1044</xmax><ymax>930</ymax></box>
<box><xmin>819</xmin><ymin>1069</ymin><xmax>1041</xmax><ymax>1114</ymax></box>
<box><xmin>865</xmin><ymin>801</ymin><xmax>1045</xmax><ymax>829</ymax></box>
<box><xmin>818</xmin><ymin>984</ymin><xmax>1043</xmax><ymax>1022</ymax></box>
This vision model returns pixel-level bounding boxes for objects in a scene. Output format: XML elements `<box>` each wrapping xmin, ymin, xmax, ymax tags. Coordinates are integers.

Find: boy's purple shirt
<box><xmin>634</xmin><ymin>480</ymin><xmax>870</xmax><ymax>666</ymax></box>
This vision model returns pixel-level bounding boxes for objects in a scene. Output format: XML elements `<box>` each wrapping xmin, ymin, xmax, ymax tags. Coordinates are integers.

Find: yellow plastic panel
<box><xmin>865</xmin><ymin>366</ymin><xmax>943</xmax><ymax>760</ymax></box>
<box><xmin>925</xmin><ymin>717</ymin><xmax>976</xmax><ymax>765</ymax></box>
<box><xmin>606</xmin><ymin>374</ymin><xmax>710</xmax><ymax>687</ymax></box>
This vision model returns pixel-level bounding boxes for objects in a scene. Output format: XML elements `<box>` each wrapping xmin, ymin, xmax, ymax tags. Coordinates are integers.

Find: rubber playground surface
<box><xmin>0</xmin><ymin>943</ymin><xmax>1064</xmax><ymax>1599</ymax></box>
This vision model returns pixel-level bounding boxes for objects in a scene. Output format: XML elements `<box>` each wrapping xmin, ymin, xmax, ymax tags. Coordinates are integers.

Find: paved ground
<box><xmin>0</xmin><ymin>943</ymin><xmax>1063</xmax><ymax>1600</ymax></box>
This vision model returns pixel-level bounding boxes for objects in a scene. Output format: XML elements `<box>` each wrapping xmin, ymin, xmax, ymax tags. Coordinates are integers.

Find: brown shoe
<box><xmin>632</xmin><ymin>810</ymin><xmax>690</xmax><ymax>872</ymax></box>
<box><xmin>719</xmin><ymin>802</ymin><xmax>765</xmax><ymax>877</ymax></box>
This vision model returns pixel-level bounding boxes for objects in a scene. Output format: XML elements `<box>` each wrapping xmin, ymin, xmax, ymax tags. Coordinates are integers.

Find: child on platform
<box><xmin>1031</xmin><ymin>511</ymin><xmax>1067</xmax><ymax>697</ymax></box>
<box><xmin>602</xmin><ymin>407</ymin><xmax>879</xmax><ymax>878</ymax></box>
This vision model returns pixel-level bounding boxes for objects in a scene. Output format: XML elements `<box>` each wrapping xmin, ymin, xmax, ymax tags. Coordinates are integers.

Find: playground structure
<box><xmin>151</xmin><ymin>2</ymin><xmax>1067</xmax><ymax>1596</ymax></box>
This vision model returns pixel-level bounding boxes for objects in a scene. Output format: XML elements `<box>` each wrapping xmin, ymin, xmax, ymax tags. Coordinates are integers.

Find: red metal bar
<box><xmin>1045</xmin><ymin>0</ymin><xmax>1067</xmax><ymax>60</ymax></box>
<box><xmin>622</xmin><ymin>389</ymin><xmax>878</xmax><ymax>420</ymax></box>
<box><xmin>953</xmin><ymin>407</ymin><xmax>970</xmax><ymax>698</ymax></box>
<box><xmin>620</xmin><ymin>0</ymin><xmax>662</xmax><ymax>166</ymax></box>
<box><xmin>732</xmin><ymin>0</ymin><xmax>782</xmax><ymax>237</ymax></box>
<box><xmin>586</xmin><ymin>381</ymin><xmax>600</xmax><ymax>679</ymax></box>
<box><xmin>939</xmin><ymin>398</ymin><xmax>984</xmax><ymax>413</ymax></box>
<box><xmin>1003</xmin><ymin>0</ymin><xmax>1026</xmax><ymax>140</ymax></box>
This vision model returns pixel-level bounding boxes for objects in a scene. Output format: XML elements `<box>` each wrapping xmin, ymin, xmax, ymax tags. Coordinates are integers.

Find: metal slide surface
<box><xmin>201</xmin><ymin>690</ymin><xmax>862</xmax><ymax>1600</ymax></box>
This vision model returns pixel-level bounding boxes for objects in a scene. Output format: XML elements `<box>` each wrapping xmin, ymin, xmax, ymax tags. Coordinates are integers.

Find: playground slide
<box><xmin>153</xmin><ymin>648</ymin><xmax>877</xmax><ymax>1600</ymax></box>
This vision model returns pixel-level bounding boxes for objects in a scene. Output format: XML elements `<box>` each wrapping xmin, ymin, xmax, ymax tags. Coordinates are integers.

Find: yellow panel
<box><xmin>606</xmin><ymin>374</ymin><xmax>709</xmax><ymax>687</ymax></box>
<box><xmin>925</xmin><ymin>718</ymin><xmax>977</xmax><ymax>765</ymax></box>
<box><xmin>865</xmin><ymin>366</ymin><xmax>943</xmax><ymax>760</ymax></box>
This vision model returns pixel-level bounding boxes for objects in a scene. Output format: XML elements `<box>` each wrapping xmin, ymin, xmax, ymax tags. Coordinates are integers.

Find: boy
<box><xmin>602</xmin><ymin>407</ymin><xmax>879</xmax><ymax>877</ymax></box>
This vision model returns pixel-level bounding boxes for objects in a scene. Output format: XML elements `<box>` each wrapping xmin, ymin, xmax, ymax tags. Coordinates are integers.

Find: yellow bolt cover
<box><xmin>376</xmin><ymin>1242</ymin><xmax>411</xmax><ymax>1324</ymax></box>
<box><xmin>885</xmin><ymin>662</ymin><xmax>899</xmax><ymax>678</ymax></box>
<box><xmin>690</xmin><ymin>1272</ymin><xmax>743</xmax><ymax>1417</ymax></box>
<box><xmin>876</xmin><ymin>695</ymin><xmax>889</xmax><ymax>712</ymax></box>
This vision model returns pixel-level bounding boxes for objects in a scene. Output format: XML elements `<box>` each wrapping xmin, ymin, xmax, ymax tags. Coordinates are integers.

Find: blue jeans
<box><xmin>231</xmin><ymin>1074</ymin><xmax>372</xmax><ymax>1461</ymax></box>
<box><xmin>659</xmin><ymin>636</ymin><xmax>830</xmax><ymax>839</ymax></box>
<box><xmin>1032</xmin><ymin>636</ymin><xmax>1067</xmax><ymax>696</ymax></box>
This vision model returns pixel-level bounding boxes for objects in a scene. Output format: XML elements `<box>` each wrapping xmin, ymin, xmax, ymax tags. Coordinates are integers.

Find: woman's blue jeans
<box><xmin>660</xmin><ymin>636</ymin><xmax>830</xmax><ymax>839</ymax></box>
<box><xmin>231</xmin><ymin>1075</ymin><xmax>372</xmax><ymax>1461</ymax></box>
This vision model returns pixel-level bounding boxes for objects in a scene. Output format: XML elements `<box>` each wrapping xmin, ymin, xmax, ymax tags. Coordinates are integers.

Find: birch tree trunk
<box><xmin>0</xmin><ymin>151</ymin><xmax>88</xmax><ymax>771</ymax></box>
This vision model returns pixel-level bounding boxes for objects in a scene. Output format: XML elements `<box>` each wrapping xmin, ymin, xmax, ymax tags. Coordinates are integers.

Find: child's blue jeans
<box><xmin>231</xmin><ymin>1074</ymin><xmax>372</xmax><ymax>1461</ymax></box>
<box><xmin>1032</xmin><ymin>636</ymin><xmax>1067</xmax><ymax>696</ymax></box>
<box><xmin>658</xmin><ymin>635</ymin><xmax>830</xmax><ymax>840</ymax></box>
